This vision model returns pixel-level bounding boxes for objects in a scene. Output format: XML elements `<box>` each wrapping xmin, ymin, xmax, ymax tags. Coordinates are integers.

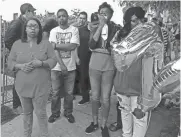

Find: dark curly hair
<box><xmin>117</xmin><ymin>22</ymin><xmax>132</xmax><ymax>41</ymax></box>
<box><xmin>123</xmin><ymin>7</ymin><xmax>145</xmax><ymax>24</ymax></box>
<box><xmin>21</xmin><ymin>17</ymin><xmax>42</xmax><ymax>44</ymax></box>
<box><xmin>116</xmin><ymin>7</ymin><xmax>145</xmax><ymax>41</ymax></box>
<box><xmin>98</xmin><ymin>2</ymin><xmax>114</xmax><ymax>16</ymax></box>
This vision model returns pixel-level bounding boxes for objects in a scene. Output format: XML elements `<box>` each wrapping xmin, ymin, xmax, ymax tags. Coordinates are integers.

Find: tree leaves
<box><xmin>117</xmin><ymin>0</ymin><xmax>180</xmax><ymax>22</ymax></box>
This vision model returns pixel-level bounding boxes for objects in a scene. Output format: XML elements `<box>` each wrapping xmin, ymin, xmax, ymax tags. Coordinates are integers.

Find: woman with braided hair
<box><xmin>111</xmin><ymin>6</ymin><xmax>164</xmax><ymax>137</ymax></box>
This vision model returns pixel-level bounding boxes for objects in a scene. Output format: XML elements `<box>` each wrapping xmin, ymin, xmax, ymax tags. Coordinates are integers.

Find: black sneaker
<box><xmin>101</xmin><ymin>126</ymin><xmax>110</xmax><ymax>137</ymax></box>
<box><xmin>85</xmin><ymin>122</ymin><xmax>99</xmax><ymax>134</ymax></box>
<box><xmin>78</xmin><ymin>99</ymin><xmax>89</xmax><ymax>105</ymax></box>
<box><xmin>109</xmin><ymin>122</ymin><xmax>122</xmax><ymax>132</ymax></box>
<box><xmin>64</xmin><ymin>114</ymin><xmax>75</xmax><ymax>123</ymax></box>
<box><xmin>48</xmin><ymin>114</ymin><xmax>60</xmax><ymax>123</ymax></box>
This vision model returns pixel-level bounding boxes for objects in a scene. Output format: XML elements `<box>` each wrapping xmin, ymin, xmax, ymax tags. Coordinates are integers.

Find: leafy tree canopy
<box><xmin>118</xmin><ymin>1</ymin><xmax>180</xmax><ymax>23</ymax></box>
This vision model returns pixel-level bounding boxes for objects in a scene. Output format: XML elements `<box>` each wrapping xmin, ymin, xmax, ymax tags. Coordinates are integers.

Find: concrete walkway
<box><xmin>1</xmin><ymin>95</ymin><xmax>177</xmax><ymax>137</ymax></box>
<box><xmin>1</xmin><ymin>95</ymin><xmax>122</xmax><ymax>137</ymax></box>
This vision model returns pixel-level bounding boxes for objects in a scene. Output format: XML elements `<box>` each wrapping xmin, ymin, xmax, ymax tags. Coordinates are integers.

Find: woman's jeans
<box><xmin>19</xmin><ymin>93</ymin><xmax>49</xmax><ymax>137</ymax></box>
<box><xmin>89</xmin><ymin>68</ymin><xmax>115</xmax><ymax>122</ymax></box>
<box><xmin>117</xmin><ymin>94</ymin><xmax>149</xmax><ymax>137</ymax></box>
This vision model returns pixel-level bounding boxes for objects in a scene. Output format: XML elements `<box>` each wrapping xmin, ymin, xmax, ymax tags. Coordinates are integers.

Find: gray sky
<box><xmin>0</xmin><ymin>0</ymin><xmax>123</xmax><ymax>25</ymax></box>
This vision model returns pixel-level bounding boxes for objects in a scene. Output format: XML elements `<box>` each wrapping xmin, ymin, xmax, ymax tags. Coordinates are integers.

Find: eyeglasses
<box><xmin>26</xmin><ymin>25</ymin><xmax>39</xmax><ymax>29</ymax></box>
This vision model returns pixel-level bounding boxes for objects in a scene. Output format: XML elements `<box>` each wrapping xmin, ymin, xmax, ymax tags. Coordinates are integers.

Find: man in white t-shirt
<box><xmin>48</xmin><ymin>9</ymin><xmax>80</xmax><ymax>123</ymax></box>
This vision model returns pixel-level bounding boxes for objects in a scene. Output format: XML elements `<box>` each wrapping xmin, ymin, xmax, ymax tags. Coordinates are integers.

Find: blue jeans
<box><xmin>89</xmin><ymin>68</ymin><xmax>115</xmax><ymax>121</ymax></box>
<box><xmin>51</xmin><ymin>70</ymin><xmax>76</xmax><ymax>116</ymax></box>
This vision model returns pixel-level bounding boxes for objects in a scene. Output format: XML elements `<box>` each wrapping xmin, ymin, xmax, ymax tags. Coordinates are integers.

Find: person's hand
<box><xmin>20</xmin><ymin>62</ymin><xmax>34</xmax><ymax>73</ymax></box>
<box><xmin>60</xmin><ymin>64</ymin><xmax>68</xmax><ymax>75</ymax></box>
<box><xmin>76</xmin><ymin>58</ymin><xmax>81</xmax><ymax>65</ymax></box>
<box><xmin>31</xmin><ymin>59</ymin><xmax>42</xmax><ymax>68</ymax></box>
<box><xmin>132</xmin><ymin>108</ymin><xmax>145</xmax><ymax>119</ymax></box>
<box><xmin>98</xmin><ymin>14</ymin><xmax>107</xmax><ymax>27</ymax></box>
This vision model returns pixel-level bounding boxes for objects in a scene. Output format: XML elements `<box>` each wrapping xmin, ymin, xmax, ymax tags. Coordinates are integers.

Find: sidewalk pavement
<box><xmin>1</xmin><ymin>95</ymin><xmax>122</xmax><ymax>137</ymax></box>
<box><xmin>1</xmin><ymin>94</ymin><xmax>175</xmax><ymax>137</ymax></box>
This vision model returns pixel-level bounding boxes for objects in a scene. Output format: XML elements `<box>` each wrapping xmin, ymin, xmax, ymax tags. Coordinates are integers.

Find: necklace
<box><xmin>29</xmin><ymin>43</ymin><xmax>35</xmax><ymax>60</ymax></box>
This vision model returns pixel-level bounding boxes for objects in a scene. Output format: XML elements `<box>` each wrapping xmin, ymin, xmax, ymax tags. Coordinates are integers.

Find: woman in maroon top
<box><xmin>8</xmin><ymin>17</ymin><xmax>57</xmax><ymax>137</ymax></box>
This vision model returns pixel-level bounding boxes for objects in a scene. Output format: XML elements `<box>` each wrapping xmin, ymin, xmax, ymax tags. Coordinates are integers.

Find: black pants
<box><xmin>12</xmin><ymin>86</ymin><xmax>21</xmax><ymax>109</ymax></box>
<box><xmin>73</xmin><ymin>64</ymin><xmax>90</xmax><ymax>101</ymax></box>
<box><xmin>116</xmin><ymin>101</ymin><xmax>122</xmax><ymax>126</ymax></box>
<box><xmin>73</xmin><ymin>68</ymin><xmax>80</xmax><ymax>95</ymax></box>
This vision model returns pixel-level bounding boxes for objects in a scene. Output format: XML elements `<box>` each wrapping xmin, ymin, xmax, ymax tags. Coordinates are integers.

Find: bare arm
<box><xmin>51</xmin><ymin>42</ymin><xmax>66</xmax><ymax>66</ymax></box>
<box><xmin>54</xmin><ymin>49</ymin><xmax>68</xmax><ymax>74</ymax></box>
<box><xmin>89</xmin><ymin>25</ymin><xmax>104</xmax><ymax>49</ymax></box>
<box><xmin>92</xmin><ymin>14</ymin><xmax>106</xmax><ymax>42</ymax></box>
<box><xmin>72</xmin><ymin>47</ymin><xmax>80</xmax><ymax>65</ymax></box>
<box><xmin>89</xmin><ymin>15</ymin><xmax>106</xmax><ymax>49</ymax></box>
<box><xmin>92</xmin><ymin>25</ymin><xmax>104</xmax><ymax>42</ymax></box>
<box><xmin>55</xmin><ymin>50</ymin><xmax>65</xmax><ymax>66</ymax></box>
<box><xmin>55</xmin><ymin>43</ymin><xmax>78</xmax><ymax>51</ymax></box>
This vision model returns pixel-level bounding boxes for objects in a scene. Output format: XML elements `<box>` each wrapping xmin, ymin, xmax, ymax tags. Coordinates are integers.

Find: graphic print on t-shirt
<box><xmin>56</xmin><ymin>32</ymin><xmax>72</xmax><ymax>58</ymax></box>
